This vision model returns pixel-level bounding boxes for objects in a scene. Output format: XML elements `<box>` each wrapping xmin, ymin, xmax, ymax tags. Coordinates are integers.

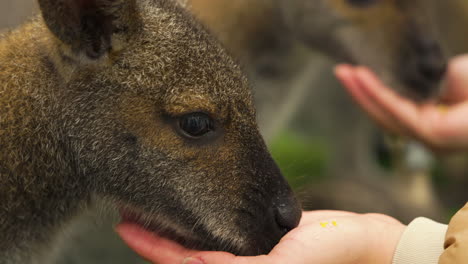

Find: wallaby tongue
<box><xmin>116</xmin><ymin>222</ymin><xmax>196</xmax><ymax>262</ymax></box>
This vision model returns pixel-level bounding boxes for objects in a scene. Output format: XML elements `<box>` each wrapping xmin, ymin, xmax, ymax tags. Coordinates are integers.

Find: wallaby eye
<box><xmin>178</xmin><ymin>113</ymin><xmax>215</xmax><ymax>139</ymax></box>
<box><xmin>347</xmin><ymin>0</ymin><xmax>378</xmax><ymax>8</ymax></box>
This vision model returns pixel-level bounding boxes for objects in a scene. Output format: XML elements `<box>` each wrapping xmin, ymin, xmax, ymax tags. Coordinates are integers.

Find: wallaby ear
<box><xmin>38</xmin><ymin>0</ymin><xmax>138</xmax><ymax>59</ymax></box>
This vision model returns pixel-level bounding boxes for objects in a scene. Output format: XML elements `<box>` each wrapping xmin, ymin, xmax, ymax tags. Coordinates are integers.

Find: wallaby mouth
<box><xmin>117</xmin><ymin>208</ymin><xmax>221</xmax><ymax>254</ymax></box>
<box><xmin>116</xmin><ymin>187</ymin><xmax>301</xmax><ymax>256</ymax></box>
<box><xmin>117</xmin><ymin>208</ymin><xmax>277</xmax><ymax>256</ymax></box>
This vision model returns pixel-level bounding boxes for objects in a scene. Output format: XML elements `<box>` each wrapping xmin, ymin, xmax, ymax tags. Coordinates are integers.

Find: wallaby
<box><xmin>0</xmin><ymin>0</ymin><xmax>302</xmax><ymax>263</ymax></box>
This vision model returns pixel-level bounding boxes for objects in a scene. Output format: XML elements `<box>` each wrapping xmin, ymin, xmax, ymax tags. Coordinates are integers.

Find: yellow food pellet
<box><xmin>332</xmin><ymin>221</ymin><xmax>338</xmax><ymax>227</ymax></box>
<box><xmin>320</xmin><ymin>222</ymin><xmax>328</xmax><ymax>228</ymax></box>
<box><xmin>438</xmin><ymin>105</ymin><xmax>448</xmax><ymax>113</ymax></box>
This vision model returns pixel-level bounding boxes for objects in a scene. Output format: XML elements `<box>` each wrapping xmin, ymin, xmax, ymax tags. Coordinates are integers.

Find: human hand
<box><xmin>335</xmin><ymin>55</ymin><xmax>468</xmax><ymax>153</ymax></box>
<box><xmin>116</xmin><ymin>211</ymin><xmax>405</xmax><ymax>264</ymax></box>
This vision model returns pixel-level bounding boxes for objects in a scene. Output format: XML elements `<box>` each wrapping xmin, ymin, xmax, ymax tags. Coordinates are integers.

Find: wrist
<box><xmin>363</xmin><ymin>215</ymin><xmax>406</xmax><ymax>264</ymax></box>
<box><xmin>380</xmin><ymin>222</ymin><xmax>406</xmax><ymax>264</ymax></box>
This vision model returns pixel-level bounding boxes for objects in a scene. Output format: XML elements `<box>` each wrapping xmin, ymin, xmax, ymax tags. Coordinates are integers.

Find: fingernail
<box><xmin>182</xmin><ymin>257</ymin><xmax>204</xmax><ymax>264</ymax></box>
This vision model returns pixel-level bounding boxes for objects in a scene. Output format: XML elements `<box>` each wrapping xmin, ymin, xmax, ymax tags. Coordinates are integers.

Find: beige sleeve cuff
<box><xmin>392</xmin><ymin>217</ymin><xmax>447</xmax><ymax>264</ymax></box>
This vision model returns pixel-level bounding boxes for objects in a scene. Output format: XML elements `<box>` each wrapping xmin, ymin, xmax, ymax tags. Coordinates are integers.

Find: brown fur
<box><xmin>0</xmin><ymin>0</ymin><xmax>301</xmax><ymax>263</ymax></box>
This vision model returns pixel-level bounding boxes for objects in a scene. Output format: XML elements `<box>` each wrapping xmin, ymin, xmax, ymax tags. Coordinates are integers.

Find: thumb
<box><xmin>442</xmin><ymin>55</ymin><xmax>468</xmax><ymax>103</ymax></box>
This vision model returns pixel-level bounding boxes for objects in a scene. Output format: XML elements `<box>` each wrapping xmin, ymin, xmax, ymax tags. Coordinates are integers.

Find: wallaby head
<box><xmin>279</xmin><ymin>0</ymin><xmax>447</xmax><ymax>100</ymax></box>
<box><xmin>0</xmin><ymin>0</ymin><xmax>301</xmax><ymax>261</ymax></box>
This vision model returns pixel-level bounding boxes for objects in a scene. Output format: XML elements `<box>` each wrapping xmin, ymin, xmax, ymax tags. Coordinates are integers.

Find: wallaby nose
<box><xmin>401</xmin><ymin>30</ymin><xmax>447</xmax><ymax>99</ymax></box>
<box><xmin>273</xmin><ymin>193</ymin><xmax>302</xmax><ymax>234</ymax></box>
<box><xmin>414</xmin><ymin>34</ymin><xmax>447</xmax><ymax>83</ymax></box>
<box><xmin>275</xmin><ymin>204</ymin><xmax>301</xmax><ymax>233</ymax></box>
<box><xmin>418</xmin><ymin>52</ymin><xmax>447</xmax><ymax>83</ymax></box>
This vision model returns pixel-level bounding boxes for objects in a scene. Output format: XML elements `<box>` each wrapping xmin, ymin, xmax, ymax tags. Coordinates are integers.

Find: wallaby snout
<box><xmin>253</xmin><ymin>146</ymin><xmax>302</xmax><ymax>235</ymax></box>
<box><xmin>274</xmin><ymin>190</ymin><xmax>302</xmax><ymax>233</ymax></box>
<box><xmin>232</xmin><ymin>144</ymin><xmax>302</xmax><ymax>254</ymax></box>
<box><xmin>399</xmin><ymin>26</ymin><xmax>447</xmax><ymax>100</ymax></box>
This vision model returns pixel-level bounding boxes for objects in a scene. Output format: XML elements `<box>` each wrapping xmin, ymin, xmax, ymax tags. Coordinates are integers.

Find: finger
<box><xmin>352</xmin><ymin>67</ymin><xmax>430</xmax><ymax>141</ymax></box>
<box><xmin>116</xmin><ymin>223</ymin><xmax>197</xmax><ymax>264</ymax></box>
<box><xmin>335</xmin><ymin>65</ymin><xmax>403</xmax><ymax>134</ymax></box>
<box><xmin>442</xmin><ymin>55</ymin><xmax>468</xmax><ymax>104</ymax></box>
<box><xmin>353</xmin><ymin>66</ymin><xmax>468</xmax><ymax>150</ymax></box>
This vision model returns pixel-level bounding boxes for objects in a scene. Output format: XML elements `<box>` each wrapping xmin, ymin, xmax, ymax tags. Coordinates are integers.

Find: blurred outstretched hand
<box><xmin>335</xmin><ymin>55</ymin><xmax>468</xmax><ymax>153</ymax></box>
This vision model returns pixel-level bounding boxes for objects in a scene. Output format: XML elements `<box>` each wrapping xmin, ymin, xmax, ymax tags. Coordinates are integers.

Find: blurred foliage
<box><xmin>269</xmin><ymin>131</ymin><xmax>328</xmax><ymax>190</ymax></box>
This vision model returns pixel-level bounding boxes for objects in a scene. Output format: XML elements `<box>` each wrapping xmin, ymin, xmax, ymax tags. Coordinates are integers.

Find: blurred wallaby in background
<box><xmin>0</xmin><ymin>0</ymin><xmax>37</xmax><ymax>31</ymax></box>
